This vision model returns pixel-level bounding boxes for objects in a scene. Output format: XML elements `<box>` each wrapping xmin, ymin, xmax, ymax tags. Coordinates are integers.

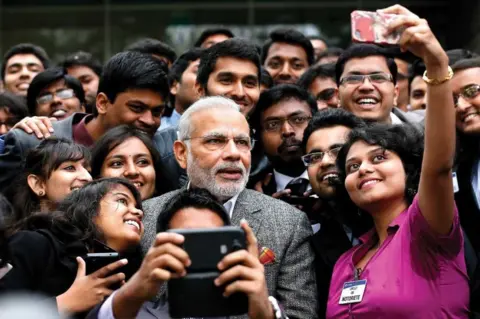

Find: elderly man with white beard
<box><xmin>139</xmin><ymin>96</ymin><xmax>318</xmax><ymax>319</ymax></box>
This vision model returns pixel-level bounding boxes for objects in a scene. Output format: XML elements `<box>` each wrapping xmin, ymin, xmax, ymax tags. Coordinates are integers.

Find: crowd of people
<box><xmin>0</xmin><ymin>3</ymin><xmax>479</xmax><ymax>318</ymax></box>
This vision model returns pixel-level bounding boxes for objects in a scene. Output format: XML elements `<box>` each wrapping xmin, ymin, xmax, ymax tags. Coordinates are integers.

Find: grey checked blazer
<box><xmin>141</xmin><ymin>188</ymin><xmax>319</xmax><ymax>319</ymax></box>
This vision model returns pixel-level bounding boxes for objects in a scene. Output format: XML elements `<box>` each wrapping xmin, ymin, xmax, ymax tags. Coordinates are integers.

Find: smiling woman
<box><xmin>0</xmin><ymin>178</ymin><xmax>144</xmax><ymax>315</ymax></box>
<box><xmin>90</xmin><ymin>125</ymin><xmax>163</xmax><ymax>200</ymax></box>
<box><xmin>4</xmin><ymin>137</ymin><xmax>92</xmax><ymax>227</ymax></box>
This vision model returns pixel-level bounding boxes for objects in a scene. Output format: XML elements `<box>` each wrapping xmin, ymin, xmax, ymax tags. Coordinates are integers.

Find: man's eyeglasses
<box><xmin>396</xmin><ymin>72</ymin><xmax>409</xmax><ymax>81</ymax></box>
<box><xmin>301</xmin><ymin>146</ymin><xmax>342</xmax><ymax>166</ymax></box>
<box><xmin>453</xmin><ymin>84</ymin><xmax>480</xmax><ymax>107</ymax></box>
<box><xmin>0</xmin><ymin>118</ymin><xmax>19</xmax><ymax>129</ymax></box>
<box><xmin>263</xmin><ymin>114</ymin><xmax>312</xmax><ymax>132</ymax></box>
<box><xmin>339</xmin><ymin>73</ymin><xmax>393</xmax><ymax>86</ymax></box>
<box><xmin>36</xmin><ymin>88</ymin><xmax>76</xmax><ymax>105</ymax></box>
<box><xmin>316</xmin><ymin>88</ymin><xmax>336</xmax><ymax>102</ymax></box>
<box><xmin>184</xmin><ymin>135</ymin><xmax>255</xmax><ymax>152</ymax></box>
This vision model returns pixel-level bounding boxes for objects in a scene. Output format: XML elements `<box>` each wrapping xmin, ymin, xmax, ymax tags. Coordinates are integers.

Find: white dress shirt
<box><xmin>390</xmin><ymin>112</ymin><xmax>403</xmax><ymax>125</ymax></box>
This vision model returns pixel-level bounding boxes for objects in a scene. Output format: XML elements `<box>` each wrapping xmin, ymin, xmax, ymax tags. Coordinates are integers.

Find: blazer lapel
<box><xmin>230</xmin><ymin>190</ymin><xmax>263</xmax><ymax>236</ymax></box>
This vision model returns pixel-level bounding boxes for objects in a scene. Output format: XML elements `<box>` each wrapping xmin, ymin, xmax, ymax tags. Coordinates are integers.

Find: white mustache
<box><xmin>213</xmin><ymin>163</ymin><xmax>247</xmax><ymax>176</ymax></box>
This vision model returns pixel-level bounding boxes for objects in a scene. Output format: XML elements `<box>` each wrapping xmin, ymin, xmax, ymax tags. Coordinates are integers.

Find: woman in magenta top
<box><xmin>326</xmin><ymin>5</ymin><xmax>469</xmax><ymax>319</ymax></box>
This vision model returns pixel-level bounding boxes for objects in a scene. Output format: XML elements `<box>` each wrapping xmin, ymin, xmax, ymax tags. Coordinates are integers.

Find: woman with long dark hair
<box><xmin>6</xmin><ymin>137</ymin><xmax>92</xmax><ymax>225</ymax></box>
<box><xmin>90</xmin><ymin>125</ymin><xmax>164</xmax><ymax>200</ymax></box>
<box><xmin>326</xmin><ymin>5</ymin><xmax>469</xmax><ymax>318</ymax></box>
<box><xmin>0</xmin><ymin>178</ymin><xmax>144</xmax><ymax>316</ymax></box>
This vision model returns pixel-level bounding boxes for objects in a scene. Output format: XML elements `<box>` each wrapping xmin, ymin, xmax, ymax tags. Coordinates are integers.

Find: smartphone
<box><xmin>167</xmin><ymin>227</ymin><xmax>248</xmax><ymax>318</ymax></box>
<box><xmin>351</xmin><ymin>10</ymin><xmax>402</xmax><ymax>45</ymax></box>
<box><xmin>167</xmin><ymin>226</ymin><xmax>246</xmax><ymax>272</ymax></box>
<box><xmin>83</xmin><ymin>252</ymin><xmax>122</xmax><ymax>275</ymax></box>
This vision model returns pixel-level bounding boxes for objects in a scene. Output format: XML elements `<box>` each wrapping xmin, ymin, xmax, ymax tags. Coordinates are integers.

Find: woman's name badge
<box><xmin>339</xmin><ymin>280</ymin><xmax>367</xmax><ymax>304</ymax></box>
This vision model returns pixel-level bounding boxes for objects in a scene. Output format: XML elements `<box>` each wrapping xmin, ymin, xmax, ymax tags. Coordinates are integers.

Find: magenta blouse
<box><xmin>326</xmin><ymin>196</ymin><xmax>469</xmax><ymax>318</ymax></box>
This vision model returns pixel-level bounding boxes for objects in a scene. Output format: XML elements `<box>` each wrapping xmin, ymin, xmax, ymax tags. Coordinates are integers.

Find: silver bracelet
<box><xmin>268</xmin><ymin>296</ymin><xmax>287</xmax><ymax>319</ymax></box>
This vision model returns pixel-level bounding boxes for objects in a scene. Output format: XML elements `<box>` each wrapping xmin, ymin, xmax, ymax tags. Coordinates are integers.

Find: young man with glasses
<box><xmin>249</xmin><ymin>84</ymin><xmax>317</xmax><ymax>203</ymax></box>
<box><xmin>336</xmin><ymin>43</ymin><xmax>423</xmax><ymax>124</ymax></box>
<box><xmin>297</xmin><ymin>63</ymin><xmax>339</xmax><ymax>110</ymax></box>
<box><xmin>301</xmin><ymin>108</ymin><xmax>372</xmax><ymax>318</ymax></box>
<box><xmin>26</xmin><ymin>67</ymin><xmax>86</xmax><ymax>121</ymax></box>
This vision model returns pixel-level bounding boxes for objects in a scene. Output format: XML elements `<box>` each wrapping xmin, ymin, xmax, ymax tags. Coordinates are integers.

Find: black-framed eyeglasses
<box><xmin>316</xmin><ymin>88</ymin><xmax>336</xmax><ymax>101</ymax></box>
<box><xmin>339</xmin><ymin>73</ymin><xmax>393</xmax><ymax>86</ymax></box>
<box><xmin>263</xmin><ymin>114</ymin><xmax>312</xmax><ymax>132</ymax></box>
<box><xmin>0</xmin><ymin>118</ymin><xmax>19</xmax><ymax>128</ymax></box>
<box><xmin>453</xmin><ymin>84</ymin><xmax>480</xmax><ymax>107</ymax></box>
<box><xmin>301</xmin><ymin>146</ymin><xmax>342</xmax><ymax>166</ymax></box>
<box><xmin>183</xmin><ymin>135</ymin><xmax>255</xmax><ymax>152</ymax></box>
<box><xmin>36</xmin><ymin>88</ymin><xmax>75</xmax><ymax>105</ymax></box>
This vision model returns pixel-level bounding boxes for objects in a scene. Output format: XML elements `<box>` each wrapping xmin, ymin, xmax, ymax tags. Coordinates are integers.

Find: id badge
<box><xmin>452</xmin><ymin>172</ymin><xmax>459</xmax><ymax>193</ymax></box>
<box><xmin>339</xmin><ymin>279</ymin><xmax>367</xmax><ymax>305</ymax></box>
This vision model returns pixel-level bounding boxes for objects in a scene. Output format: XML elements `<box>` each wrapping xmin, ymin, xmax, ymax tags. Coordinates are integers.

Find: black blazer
<box><xmin>0</xmin><ymin>229</ymin><xmax>85</xmax><ymax>296</ymax></box>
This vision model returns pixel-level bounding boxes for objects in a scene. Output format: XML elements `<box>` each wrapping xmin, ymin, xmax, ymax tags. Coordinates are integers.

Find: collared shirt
<box><xmin>273</xmin><ymin>169</ymin><xmax>310</xmax><ymax>193</ymax></box>
<box><xmin>390</xmin><ymin>112</ymin><xmax>403</xmax><ymax>125</ymax></box>
<box><xmin>158</xmin><ymin>110</ymin><xmax>182</xmax><ymax>131</ymax></box>
<box><xmin>186</xmin><ymin>182</ymin><xmax>239</xmax><ymax>218</ymax></box>
<box><xmin>471</xmin><ymin>157</ymin><xmax>480</xmax><ymax>209</ymax></box>
<box><xmin>326</xmin><ymin>196</ymin><xmax>469</xmax><ymax>318</ymax></box>
<box><xmin>72</xmin><ymin>114</ymin><xmax>95</xmax><ymax>147</ymax></box>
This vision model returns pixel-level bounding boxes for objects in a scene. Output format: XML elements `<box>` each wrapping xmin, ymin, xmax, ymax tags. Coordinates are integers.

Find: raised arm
<box><xmin>384</xmin><ymin>5</ymin><xmax>455</xmax><ymax>235</ymax></box>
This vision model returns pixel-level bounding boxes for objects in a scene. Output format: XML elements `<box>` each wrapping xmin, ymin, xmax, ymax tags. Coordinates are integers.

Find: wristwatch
<box><xmin>423</xmin><ymin>66</ymin><xmax>454</xmax><ymax>85</ymax></box>
<box><xmin>268</xmin><ymin>296</ymin><xmax>289</xmax><ymax>319</ymax></box>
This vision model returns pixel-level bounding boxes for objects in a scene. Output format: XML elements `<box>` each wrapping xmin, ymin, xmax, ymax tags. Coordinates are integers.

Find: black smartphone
<box><xmin>167</xmin><ymin>226</ymin><xmax>246</xmax><ymax>272</ymax></box>
<box><xmin>167</xmin><ymin>227</ymin><xmax>249</xmax><ymax>318</ymax></box>
<box><xmin>83</xmin><ymin>252</ymin><xmax>122</xmax><ymax>275</ymax></box>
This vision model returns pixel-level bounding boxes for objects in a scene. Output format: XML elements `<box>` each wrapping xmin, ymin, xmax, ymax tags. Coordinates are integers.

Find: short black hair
<box><xmin>168</xmin><ymin>48</ymin><xmax>204</xmax><ymax>106</ymax></box>
<box><xmin>260</xmin><ymin>67</ymin><xmax>273</xmax><ymax>89</ymax></box>
<box><xmin>1</xmin><ymin>43</ymin><xmax>50</xmax><ymax>80</ymax></box>
<box><xmin>335</xmin><ymin>44</ymin><xmax>397</xmax><ymax>86</ymax></box>
<box><xmin>250</xmin><ymin>84</ymin><xmax>318</xmax><ymax>136</ymax></box>
<box><xmin>26</xmin><ymin>67</ymin><xmax>86</xmax><ymax>116</ymax></box>
<box><xmin>0</xmin><ymin>92</ymin><xmax>28</xmax><ymax>119</ymax></box>
<box><xmin>126</xmin><ymin>38</ymin><xmax>177</xmax><ymax>65</ymax></box>
<box><xmin>261</xmin><ymin>29</ymin><xmax>315</xmax><ymax>66</ymax></box>
<box><xmin>90</xmin><ymin>125</ymin><xmax>166</xmax><ymax>196</ymax></box>
<box><xmin>452</xmin><ymin>57</ymin><xmax>480</xmax><ymax>73</ymax></box>
<box><xmin>6</xmin><ymin>138</ymin><xmax>90</xmax><ymax>224</ymax></box>
<box><xmin>196</xmin><ymin>38</ymin><xmax>261</xmax><ymax>91</ymax></box>
<box><xmin>95</xmin><ymin>51</ymin><xmax>170</xmax><ymax>116</ymax></box>
<box><xmin>447</xmin><ymin>49</ymin><xmax>479</xmax><ymax>65</ymax></box>
<box><xmin>302</xmin><ymin>108</ymin><xmax>366</xmax><ymax>153</ymax></box>
<box><xmin>0</xmin><ymin>193</ymin><xmax>13</xmax><ymax>267</ymax></box>
<box><xmin>408</xmin><ymin>59</ymin><xmax>426</xmax><ymax>92</ymax></box>
<box><xmin>297</xmin><ymin>63</ymin><xmax>336</xmax><ymax>90</ymax></box>
<box><xmin>61</xmin><ymin>51</ymin><xmax>103</xmax><ymax>77</ymax></box>
<box><xmin>194</xmin><ymin>28</ymin><xmax>235</xmax><ymax>48</ymax></box>
<box><xmin>336</xmin><ymin>123</ymin><xmax>424</xmax><ymax>205</ymax></box>
<box><xmin>317</xmin><ymin>47</ymin><xmax>344</xmax><ymax>62</ymax></box>
<box><xmin>156</xmin><ymin>188</ymin><xmax>231</xmax><ymax>233</ymax></box>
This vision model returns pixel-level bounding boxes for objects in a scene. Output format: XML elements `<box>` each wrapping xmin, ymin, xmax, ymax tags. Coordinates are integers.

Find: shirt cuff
<box><xmin>98</xmin><ymin>291</ymin><xmax>118</xmax><ymax>319</ymax></box>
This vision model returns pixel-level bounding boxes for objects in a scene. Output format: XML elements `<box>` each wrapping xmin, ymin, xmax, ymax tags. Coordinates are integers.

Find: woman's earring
<box><xmin>38</xmin><ymin>191</ymin><xmax>45</xmax><ymax>197</ymax></box>
<box><xmin>407</xmin><ymin>188</ymin><xmax>417</xmax><ymax>197</ymax></box>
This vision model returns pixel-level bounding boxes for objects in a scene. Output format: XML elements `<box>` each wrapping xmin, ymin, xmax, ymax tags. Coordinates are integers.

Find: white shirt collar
<box><xmin>390</xmin><ymin>112</ymin><xmax>403</xmax><ymax>125</ymax></box>
<box><xmin>273</xmin><ymin>169</ymin><xmax>310</xmax><ymax>193</ymax></box>
<box><xmin>186</xmin><ymin>182</ymin><xmax>239</xmax><ymax>218</ymax></box>
<box><xmin>223</xmin><ymin>193</ymin><xmax>240</xmax><ymax>219</ymax></box>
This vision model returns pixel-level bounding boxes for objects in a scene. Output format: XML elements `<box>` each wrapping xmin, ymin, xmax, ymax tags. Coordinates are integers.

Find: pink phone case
<box><xmin>351</xmin><ymin>10</ymin><xmax>401</xmax><ymax>45</ymax></box>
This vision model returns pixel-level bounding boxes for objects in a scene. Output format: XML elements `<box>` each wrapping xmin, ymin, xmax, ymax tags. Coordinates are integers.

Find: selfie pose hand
<box><xmin>56</xmin><ymin>257</ymin><xmax>127</xmax><ymax>314</ymax></box>
<box><xmin>215</xmin><ymin>220</ymin><xmax>274</xmax><ymax>319</ymax></box>
<box><xmin>112</xmin><ymin>232</ymin><xmax>190</xmax><ymax>318</ymax></box>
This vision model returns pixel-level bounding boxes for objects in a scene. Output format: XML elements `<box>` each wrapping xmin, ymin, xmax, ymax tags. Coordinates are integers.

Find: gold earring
<box><xmin>38</xmin><ymin>191</ymin><xmax>45</xmax><ymax>196</ymax></box>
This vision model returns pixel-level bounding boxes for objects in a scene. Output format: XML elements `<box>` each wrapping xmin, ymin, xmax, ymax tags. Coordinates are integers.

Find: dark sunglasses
<box><xmin>453</xmin><ymin>84</ymin><xmax>480</xmax><ymax>107</ymax></box>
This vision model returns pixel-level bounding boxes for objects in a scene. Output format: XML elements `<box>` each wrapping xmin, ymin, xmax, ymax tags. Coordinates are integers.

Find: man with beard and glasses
<box><xmin>262</xmin><ymin>29</ymin><xmax>314</xmax><ymax>86</ymax></box>
<box><xmin>140</xmin><ymin>96</ymin><xmax>318</xmax><ymax>319</ymax></box>
<box><xmin>298</xmin><ymin>63</ymin><xmax>339</xmax><ymax>110</ymax></box>
<box><xmin>0</xmin><ymin>51</ymin><xmax>169</xmax><ymax>192</ymax></box>
<box><xmin>159</xmin><ymin>48</ymin><xmax>203</xmax><ymax>131</ymax></box>
<box><xmin>249</xmin><ymin>84</ymin><xmax>317</xmax><ymax>208</ymax></box>
<box><xmin>301</xmin><ymin>108</ymin><xmax>372</xmax><ymax>317</ymax></box>
<box><xmin>336</xmin><ymin>44</ymin><xmax>423</xmax><ymax>125</ymax></box>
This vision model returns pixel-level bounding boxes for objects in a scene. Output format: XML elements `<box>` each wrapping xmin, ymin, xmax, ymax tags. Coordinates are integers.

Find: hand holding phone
<box><xmin>351</xmin><ymin>10</ymin><xmax>402</xmax><ymax>45</ymax></box>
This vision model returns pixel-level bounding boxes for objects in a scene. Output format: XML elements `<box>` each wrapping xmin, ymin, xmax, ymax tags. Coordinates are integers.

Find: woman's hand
<box><xmin>381</xmin><ymin>5</ymin><xmax>448</xmax><ymax>69</ymax></box>
<box><xmin>56</xmin><ymin>257</ymin><xmax>127</xmax><ymax>314</ymax></box>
